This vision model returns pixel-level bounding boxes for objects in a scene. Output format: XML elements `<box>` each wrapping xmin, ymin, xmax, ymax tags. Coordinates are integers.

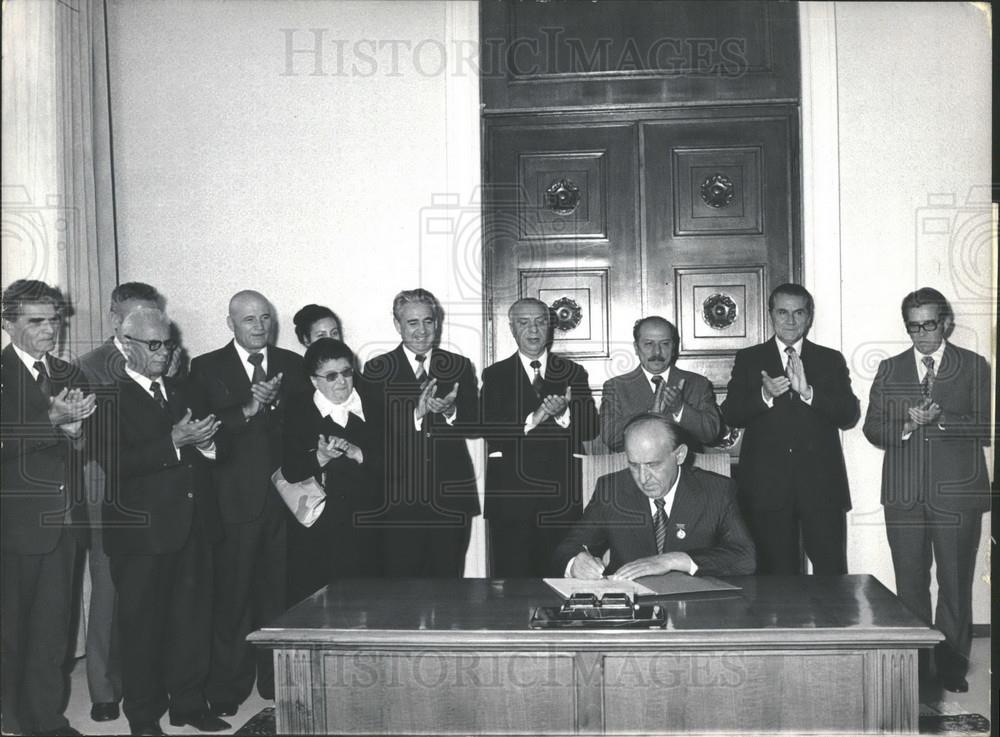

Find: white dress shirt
<box><xmin>763</xmin><ymin>337</ymin><xmax>813</xmax><ymax>407</ymax></box>
<box><xmin>641</xmin><ymin>366</ymin><xmax>684</xmax><ymax>422</ymax></box>
<box><xmin>520</xmin><ymin>350</ymin><xmax>570</xmax><ymax>433</ymax></box>
<box><xmin>234</xmin><ymin>342</ymin><xmax>268</xmax><ymax>382</ymax></box>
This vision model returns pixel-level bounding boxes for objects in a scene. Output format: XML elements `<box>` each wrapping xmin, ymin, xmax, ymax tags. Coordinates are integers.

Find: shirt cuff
<box><xmin>761</xmin><ymin>387</ymin><xmax>774</xmax><ymax>408</ymax></box>
<box><xmin>524</xmin><ymin>411</ymin><xmax>538</xmax><ymax>434</ymax></box>
<box><xmin>412</xmin><ymin>410</ymin><xmax>423</xmax><ymax>431</ymax></box>
<box><xmin>554</xmin><ymin>409</ymin><xmax>571</xmax><ymax>428</ymax></box>
<box><xmin>672</xmin><ymin>406</ymin><xmax>684</xmax><ymax>423</ymax></box>
<box><xmin>564</xmin><ymin>558</ymin><xmax>575</xmax><ymax>577</ymax></box>
<box><xmin>688</xmin><ymin>558</ymin><xmax>699</xmax><ymax>576</ymax></box>
<box><xmin>197</xmin><ymin>442</ymin><xmax>217</xmax><ymax>460</ymax></box>
<box><xmin>801</xmin><ymin>387</ymin><xmax>814</xmax><ymax>405</ymax></box>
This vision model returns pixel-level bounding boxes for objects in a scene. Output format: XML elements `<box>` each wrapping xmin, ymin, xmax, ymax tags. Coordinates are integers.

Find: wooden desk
<box><xmin>248</xmin><ymin>575</ymin><xmax>941</xmax><ymax>735</ymax></box>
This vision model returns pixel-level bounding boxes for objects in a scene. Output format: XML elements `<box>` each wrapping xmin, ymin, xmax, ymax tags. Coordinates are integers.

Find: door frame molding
<box><xmin>799</xmin><ymin>2</ymin><xmax>844</xmax><ymax>350</ymax></box>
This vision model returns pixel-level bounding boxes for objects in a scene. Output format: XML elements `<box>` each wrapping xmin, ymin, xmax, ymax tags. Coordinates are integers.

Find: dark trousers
<box><xmin>745</xmin><ymin>497</ymin><xmax>847</xmax><ymax>575</ymax></box>
<box><xmin>206</xmin><ymin>491</ymin><xmax>287</xmax><ymax>704</ymax></box>
<box><xmin>488</xmin><ymin>517</ymin><xmax>572</xmax><ymax>578</ymax></box>
<box><xmin>0</xmin><ymin>530</ymin><xmax>79</xmax><ymax>735</ymax></box>
<box><xmin>381</xmin><ymin>521</ymin><xmax>472</xmax><ymax>577</ymax></box>
<box><xmin>110</xmin><ymin>520</ymin><xmax>213</xmax><ymax>726</ymax></box>
<box><xmin>84</xmin><ymin>461</ymin><xmax>122</xmax><ymax>705</ymax></box>
<box><xmin>885</xmin><ymin>503</ymin><xmax>983</xmax><ymax>680</ymax></box>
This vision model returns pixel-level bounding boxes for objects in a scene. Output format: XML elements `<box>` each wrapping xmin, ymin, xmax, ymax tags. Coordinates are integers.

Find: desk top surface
<box><xmin>250</xmin><ymin>575</ymin><xmax>941</xmax><ymax>649</ymax></box>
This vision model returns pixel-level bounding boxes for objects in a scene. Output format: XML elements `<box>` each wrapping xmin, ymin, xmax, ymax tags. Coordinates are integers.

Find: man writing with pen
<box><xmin>552</xmin><ymin>413</ymin><xmax>756</xmax><ymax>580</ymax></box>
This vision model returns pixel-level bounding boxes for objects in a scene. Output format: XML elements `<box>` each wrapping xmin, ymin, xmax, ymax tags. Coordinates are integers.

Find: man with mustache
<box><xmin>600</xmin><ymin>316</ymin><xmax>721</xmax><ymax>451</ymax></box>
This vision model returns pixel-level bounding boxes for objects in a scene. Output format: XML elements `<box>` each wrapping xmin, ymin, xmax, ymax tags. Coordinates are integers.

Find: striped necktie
<box><xmin>653</xmin><ymin>498</ymin><xmax>668</xmax><ymax>554</ymax></box>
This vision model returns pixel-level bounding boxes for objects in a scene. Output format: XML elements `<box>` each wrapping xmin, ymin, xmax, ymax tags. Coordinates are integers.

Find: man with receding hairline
<box><xmin>2</xmin><ymin>279</ymin><xmax>95</xmax><ymax>736</ymax></box>
<box><xmin>101</xmin><ymin>306</ymin><xmax>228</xmax><ymax>735</ymax></box>
<box><xmin>77</xmin><ymin>281</ymin><xmax>164</xmax><ymax>724</ymax></box>
<box><xmin>552</xmin><ymin>413</ymin><xmax>754</xmax><ymax>580</ymax></box>
<box><xmin>722</xmin><ymin>283</ymin><xmax>859</xmax><ymax>576</ymax></box>
<box><xmin>600</xmin><ymin>315</ymin><xmax>722</xmax><ymax>452</ymax></box>
<box><xmin>481</xmin><ymin>297</ymin><xmax>598</xmax><ymax>577</ymax></box>
<box><xmin>190</xmin><ymin>290</ymin><xmax>308</xmax><ymax>715</ymax></box>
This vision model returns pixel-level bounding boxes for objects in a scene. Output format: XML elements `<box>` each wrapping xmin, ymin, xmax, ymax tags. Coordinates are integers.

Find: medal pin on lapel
<box><xmin>675</xmin><ymin>523</ymin><xmax>686</xmax><ymax>540</ymax></box>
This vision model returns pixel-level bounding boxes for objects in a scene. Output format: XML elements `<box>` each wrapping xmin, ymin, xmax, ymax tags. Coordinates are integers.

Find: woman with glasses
<box><xmin>280</xmin><ymin>338</ymin><xmax>382</xmax><ymax>604</ymax></box>
<box><xmin>292</xmin><ymin>304</ymin><xmax>343</xmax><ymax>348</ymax></box>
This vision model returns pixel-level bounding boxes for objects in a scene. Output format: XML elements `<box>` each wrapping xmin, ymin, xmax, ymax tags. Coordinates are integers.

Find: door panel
<box><xmin>483</xmin><ymin>108</ymin><xmax>800</xmax><ymax>454</ymax></box>
<box><xmin>486</xmin><ymin>123</ymin><xmax>639</xmax><ymax>388</ymax></box>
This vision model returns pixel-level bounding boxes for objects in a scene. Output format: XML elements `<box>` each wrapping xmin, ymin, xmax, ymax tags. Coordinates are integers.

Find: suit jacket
<box><xmin>0</xmin><ymin>345</ymin><xmax>85</xmax><ymax>554</ymax></box>
<box><xmin>721</xmin><ymin>337</ymin><xmax>860</xmax><ymax>511</ymax></box>
<box><xmin>363</xmin><ymin>344</ymin><xmax>480</xmax><ymax>522</ymax></box>
<box><xmin>551</xmin><ymin>467</ymin><xmax>756</xmax><ymax>577</ymax></box>
<box><xmin>189</xmin><ymin>341</ymin><xmax>308</xmax><ymax>523</ymax></box>
<box><xmin>100</xmin><ymin>374</ymin><xmax>224</xmax><ymax>555</ymax></box>
<box><xmin>600</xmin><ymin>365</ymin><xmax>722</xmax><ymax>451</ymax></box>
<box><xmin>481</xmin><ymin>352</ymin><xmax>599</xmax><ymax>523</ymax></box>
<box><xmin>77</xmin><ymin>338</ymin><xmax>128</xmax><ymax>386</ymax></box>
<box><xmin>863</xmin><ymin>343</ymin><xmax>991</xmax><ymax>512</ymax></box>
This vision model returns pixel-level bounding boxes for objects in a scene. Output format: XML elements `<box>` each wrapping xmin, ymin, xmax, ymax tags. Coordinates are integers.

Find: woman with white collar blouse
<box><xmin>281</xmin><ymin>338</ymin><xmax>383</xmax><ymax>604</ymax></box>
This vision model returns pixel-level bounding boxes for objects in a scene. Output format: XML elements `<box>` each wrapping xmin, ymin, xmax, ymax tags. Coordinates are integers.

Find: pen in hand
<box><xmin>581</xmin><ymin>544</ymin><xmax>607</xmax><ymax>578</ymax></box>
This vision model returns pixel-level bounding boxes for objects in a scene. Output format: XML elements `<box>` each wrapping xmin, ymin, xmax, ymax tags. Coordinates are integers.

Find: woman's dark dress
<box><xmin>281</xmin><ymin>382</ymin><xmax>382</xmax><ymax>605</ymax></box>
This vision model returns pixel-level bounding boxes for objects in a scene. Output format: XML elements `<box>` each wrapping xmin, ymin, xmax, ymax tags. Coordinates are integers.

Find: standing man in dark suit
<box><xmin>721</xmin><ymin>283</ymin><xmax>860</xmax><ymax>574</ymax></box>
<box><xmin>863</xmin><ymin>288</ymin><xmax>991</xmax><ymax>693</ymax></box>
<box><xmin>101</xmin><ymin>306</ymin><xmax>229</xmax><ymax>735</ymax></box>
<box><xmin>363</xmin><ymin>288</ymin><xmax>480</xmax><ymax>577</ymax></box>
<box><xmin>600</xmin><ymin>316</ymin><xmax>722</xmax><ymax>451</ymax></box>
<box><xmin>554</xmin><ymin>413</ymin><xmax>754</xmax><ymax>579</ymax></box>
<box><xmin>1</xmin><ymin>279</ymin><xmax>95</xmax><ymax>737</ymax></box>
<box><xmin>481</xmin><ymin>298</ymin><xmax>599</xmax><ymax>577</ymax></box>
<box><xmin>190</xmin><ymin>290</ymin><xmax>308</xmax><ymax>716</ymax></box>
<box><xmin>76</xmin><ymin>281</ymin><xmax>163</xmax><ymax>725</ymax></box>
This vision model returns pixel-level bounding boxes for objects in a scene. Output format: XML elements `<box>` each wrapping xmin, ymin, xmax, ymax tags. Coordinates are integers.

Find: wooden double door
<box><xmin>483</xmin><ymin>105</ymin><xmax>800</xmax><ymax>451</ymax></box>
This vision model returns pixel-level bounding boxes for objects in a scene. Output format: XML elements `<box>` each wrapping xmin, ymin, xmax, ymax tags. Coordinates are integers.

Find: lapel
<box><xmin>392</xmin><ymin>344</ymin><xmax>419</xmax><ymax>384</ymax></box>
<box><xmin>2</xmin><ymin>345</ymin><xmax>51</xmax><ymax>415</ymax></box>
<box><xmin>766</xmin><ymin>337</ymin><xmax>787</xmax><ymax>378</ymax></box>
<box><xmin>620</xmin><ymin>473</ymin><xmax>657</xmax><ymax>555</ymax></box>
<box><xmin>122</xmin><ymin>373</ymin><xmax>170</xmax><ymax>420</ymax></box>
<box><xmin>503</xmin><ymin>352</ymin><xmax>538</xmax><ymax>411</ymax></box>
<box><xmin>223</xmin><ymin>341</ymin><xmax>253</xmax><ymax>392</ymax></box>
<box><xmin>622</xmin><ymin>366</ymin><xmax>653</xmax><ymax>408</ymax></box>
<box><xmin>665</xmin><ymin>468</ymin><xmax>702</xmax><ymax>546</ymax></box>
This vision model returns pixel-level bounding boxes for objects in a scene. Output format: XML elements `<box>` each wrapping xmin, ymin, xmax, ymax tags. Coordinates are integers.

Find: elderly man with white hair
<box><xmin>99</xmin><ymin>307</ymin><xmax>228</xmax><ymax>736</ymax></box>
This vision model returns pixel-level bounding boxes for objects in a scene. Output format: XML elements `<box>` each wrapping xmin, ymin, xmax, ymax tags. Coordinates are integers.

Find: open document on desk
<box><xmin>545</xmin><ymin>572</ymin><xmax>740</xmax><ymax>600</ymax></box>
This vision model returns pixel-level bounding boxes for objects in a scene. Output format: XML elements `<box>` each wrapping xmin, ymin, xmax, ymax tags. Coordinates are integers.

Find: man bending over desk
<box><xmin>554</xmin><ymin>413</ymin><xmax>755</xmax><ymax>580</ymax></box>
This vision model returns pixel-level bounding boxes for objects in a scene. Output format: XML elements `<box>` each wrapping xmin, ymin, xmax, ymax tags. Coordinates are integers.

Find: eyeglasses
<box><xmin>124</xmin><ymin>335</ymin><xmax>179</xmax><ymax>352</ymax></box>
<box><xmin>905</xmin><ymin>320</ymin><xmax>939</xmax><ymax>334</ymax></box>
<box><xmin>314</xmin><ymin>368</ymin><xmax>354</xmax><ymax>382</ymax></box>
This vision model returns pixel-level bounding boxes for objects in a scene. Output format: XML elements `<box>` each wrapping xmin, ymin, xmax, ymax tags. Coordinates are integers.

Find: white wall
<box><xmin>805</xmin><ymin>2</ymin><xmax>993</xmax><ymax>620</ymax></box>
<box><xmin>107</xmin><ymin>0</ymin><xmax>482</xmax><ymax>368</ymax></box>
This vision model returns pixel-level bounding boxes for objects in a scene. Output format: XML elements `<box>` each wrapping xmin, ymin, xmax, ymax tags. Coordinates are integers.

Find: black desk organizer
<box><xmin>529</xmin><ymin>592</ymin><xmax>667</xmax><ymax>629</ymax></box>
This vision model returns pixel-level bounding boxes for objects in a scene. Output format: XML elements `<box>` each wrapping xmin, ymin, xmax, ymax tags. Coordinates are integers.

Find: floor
<box><xmin>56</xmin><ymin>637</ymin><xmax>991</xmax><ymax>735</ymax></box>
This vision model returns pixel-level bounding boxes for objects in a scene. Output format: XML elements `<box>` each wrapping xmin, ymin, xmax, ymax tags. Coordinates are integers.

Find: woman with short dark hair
<box><xmin>280</xmin><ymin>338</ymin><xmax>381</xmax><ymax>603</ymax></box>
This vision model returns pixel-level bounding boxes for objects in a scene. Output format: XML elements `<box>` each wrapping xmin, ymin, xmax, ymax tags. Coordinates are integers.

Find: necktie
<box><xmin>653</xmin><ymin>498</ymin><xmax>668</xmax><ymax>554</ymax></box>
<box><xmin>530</xmin><ymin>359</ymin><xmax>543</xmax><ymax>396</ymax></box>
<box><xmin>921</xmin><ymin>356</ymin><xmax>935</xmax><ymax>399</ymax></box>
<box><xmin>247</xmin><ymin>352</ymin><xmax>266</xmax><ymax>384</ymax></box>
<box><xmin>150</xmin><ymin>380</ymin><xmax>168</xmax><ymax>411</ymax></box>
<box><xmin>784</xmin><ymin>345</ymin><xmax>796</xmax><ymax>376</ymax></box>
<box><xmin>33</xmin><ymin>360</ymin><xmax>52</xmax><ymax>397</ymax></box>
<box><xmin>414</xmin><ymin>354</ymin><xmax>427</xmax><ymax>384</ymax></box>
<box><xmin>651</xmin><ymin>374</ymin><xmax>663</xmax><ymax>393</ymax></box>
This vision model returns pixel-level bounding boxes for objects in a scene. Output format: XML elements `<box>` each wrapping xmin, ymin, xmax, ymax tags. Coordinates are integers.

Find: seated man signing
<box><xmin>553</xmin><ymin>413</ymin><xmax>755</xmax><ymax>580</ymax></box>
